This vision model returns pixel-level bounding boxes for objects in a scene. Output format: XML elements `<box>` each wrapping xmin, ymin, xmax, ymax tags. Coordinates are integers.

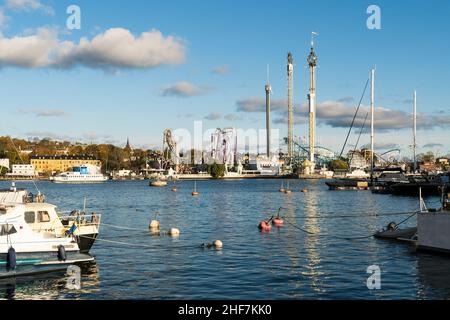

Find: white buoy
<box><xmin>214</xmin><ymin>240</ymin><xmax>223</xmax><ymax>248</ymax></box>
<box><xmin>149</xmin><ymin>220</ymin><xmax>160</xmax><ymax>229</ymax></box>
<box><xmin>168</xmin><ymin>228</ymin><xmax>180</xmax><ymax>237</ymax></box>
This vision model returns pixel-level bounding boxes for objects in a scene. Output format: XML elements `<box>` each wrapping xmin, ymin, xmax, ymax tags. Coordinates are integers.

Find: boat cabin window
<box><xmin>0</xmin><ymin>224</ymin><xmax>17</xmax><ymax>236</ymax></box>
<box><xmin>25</xmin><ymin>211</ymin><xmax>35</xmax><ymax>223</ymax></box>
<box><xmin>38</xmin><ymin>211</ymin><xmax>51</xmax><ymax>223</ymax></box>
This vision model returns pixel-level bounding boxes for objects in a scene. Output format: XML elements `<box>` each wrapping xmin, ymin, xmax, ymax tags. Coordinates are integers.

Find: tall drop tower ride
<box><xmin>265</xmin><ymin>65</ymin><xmax>272</xmax><ymax>158</ymax></box>
<box><xmin>287</xmin><ymin>53</ymin><xmax>294</xmax><ymax>160</ymax></box>
<box><xmin>307</xmin><ymin>33</ymin><xmax>318</xmax><ymax>172</ymax></box>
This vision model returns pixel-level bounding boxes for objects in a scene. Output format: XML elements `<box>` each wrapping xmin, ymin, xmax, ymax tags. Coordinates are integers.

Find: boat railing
<box><xmin>58</xmin><ymin>213</ymin><xmax>102</xmax><ymax>228</ymax></box>
<box><xmin>53</xmin><ymin>213</ymin><xmax>101</xmax><ymax>238</ymax></box>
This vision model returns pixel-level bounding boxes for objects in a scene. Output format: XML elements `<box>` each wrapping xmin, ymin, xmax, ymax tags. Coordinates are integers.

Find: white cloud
<box><xmin>18</xmin><ymin>108</ymin><xmax>69</xmax><ymax>117</ymax></box>
<box><xmin>5</xmin><ymin>0</ymin><xmax>54</xmax><ymax>15</ymax></box>
<box><xmin>0</xmin><ymin>27</ymin><xmax>187</xmax><ymax>70</ymax></box>
<box><xmin>212</xmin><ymin>65</ymin><xmax>229</xmax><ymax>75</ymax></box>
<box><xmin>0</xmin><ymin>9</ymin><xmax>9</xmax><ymax>27</ymax></box>
<box><xmin>160</xmin><ymin>81</ymin><xmax>211</xmax><ymax>97</ymax></box>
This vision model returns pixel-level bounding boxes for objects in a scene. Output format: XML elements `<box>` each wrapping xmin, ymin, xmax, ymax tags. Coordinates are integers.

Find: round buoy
<box><xmin>214</xmin><ymin>240</ymin><xmax>223</xmax><ymax>248</ymax></box>
<box><xmin>149</xmin><ymin>220</ymin><xmax>160</xmax><ymax>229</ymax></box>
<box><xmin>279</xmin><ymin>188</ymin><xmax>286</xmax><ymax>193</ymax></box>
<box><xmin>192</xmin><ymin>192</ymin><xmax>199</xmax><ymax>196</ymax></box>
<box><xmin>301</xmin><ymin>189</ymin><xmax>308</xmax><ymax>193</ymax></box>
<box><xmin>171</xmin><ymin>188</ymin><xmax>177</xmax><ymax>192</ymax></box>
<box><xmin>272</xmin><ymin>217</ymin><xmax>284</xmax><ymax>226</ymax></box>
<box><xmin>168</xmin><ymin>228</ymin><xmax>180</xmax><ymax>237</ymax></box>
<box><xmin>258</xmin><ymin>221</ymin><xmax>272</xmax><ymax>232</ymax></box>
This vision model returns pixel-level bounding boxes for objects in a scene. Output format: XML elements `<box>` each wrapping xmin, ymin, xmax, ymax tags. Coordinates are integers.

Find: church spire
<box><xmin>125</xmin><ymin>137</ymin><xmax>131</xmax><ymax>151</ymax></box>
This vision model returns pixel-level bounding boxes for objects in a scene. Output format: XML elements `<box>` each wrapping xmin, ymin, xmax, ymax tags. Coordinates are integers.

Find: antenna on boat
<box><xmin>413</xmin><ymin>90</ymin><xmax>417</xmax><ymax>173</ymax></box>
<box><xmin>370</xmin><ymin>68</ymin><xmax>375</xmax><ymax>182</ymax></box>
<box><xmin>7</xmin><ymin>136</ymin><xmax>41</xmax><ymax>194</ymax></box>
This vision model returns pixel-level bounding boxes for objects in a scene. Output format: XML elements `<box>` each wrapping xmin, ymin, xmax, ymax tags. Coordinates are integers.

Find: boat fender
<box><xmin>7</xmin><ymin>247</ymin><xmax>17</xmax><ymax>271</ymax></box>
<box><xmin>58</xmin><ymin>245</ymin><xmax>67</xmax><ymax>262</ymax></box>
<box><xmin>387</xmin><ymin>222</ymin><xmax>397</xmax><ymax>231</ymax></box>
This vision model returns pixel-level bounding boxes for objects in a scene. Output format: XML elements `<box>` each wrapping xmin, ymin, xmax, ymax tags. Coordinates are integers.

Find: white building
<box><xmin>0</xmin><ymin>159</ymin><xmax>10</xmax><ymax>170</ymax></box>
<box><xmin>6</xmin><ymin>164</ymin><xmax>37</xmax><ymax>177</ymax></box>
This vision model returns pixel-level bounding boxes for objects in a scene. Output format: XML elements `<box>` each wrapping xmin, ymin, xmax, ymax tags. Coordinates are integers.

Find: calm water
<box><xmin>1</xmin><ymin>179</ymin><xmax>450</xmax><ymax>300</ymax></box>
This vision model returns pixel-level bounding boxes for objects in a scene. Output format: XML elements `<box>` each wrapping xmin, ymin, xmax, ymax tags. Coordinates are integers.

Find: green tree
<box><xmin>208</xmin><ymin>162</ymin><xmax>226</xmax><ymax>179</ymax></box>
<box><xmin>329</xmin><ymin>159</ymin><xmax>349</xmax><ymax>171</ymax></box>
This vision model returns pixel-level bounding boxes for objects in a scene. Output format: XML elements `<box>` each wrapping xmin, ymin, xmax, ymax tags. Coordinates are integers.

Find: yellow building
<box><xmin>30</xmin><ymin>156</ymin><xmax>102</xmax><ymax>174</ymax></box>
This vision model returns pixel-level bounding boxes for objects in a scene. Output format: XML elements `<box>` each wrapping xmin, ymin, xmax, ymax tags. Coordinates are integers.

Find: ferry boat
<box><xmin>51</xmin><ymin>164</ymin><xmax>108</xmax><ymax>184</ymax></box>
<box><xmin>247</xmin><ymin>157</ymin><xmax>280</xmax><ymax>176</ymax></box>
<box><xmin>0</xmin><ymin>184</ymin><xmax>101</xmax><ymax>278</ymax></box>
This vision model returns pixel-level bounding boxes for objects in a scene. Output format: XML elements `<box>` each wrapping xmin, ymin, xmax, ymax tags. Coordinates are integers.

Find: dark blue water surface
<box><xmin>1</xmin><ymin>179</ymin><xmax>450</xmax><ymax>300</ymax></box>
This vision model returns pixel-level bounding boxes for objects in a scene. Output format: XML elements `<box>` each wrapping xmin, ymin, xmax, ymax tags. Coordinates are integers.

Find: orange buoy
<box><xmin>258</xmin><ymin>221</ymin><xmax>272</xmax><ymax>232</ymax></box>
<box><xmin>272</xmin><ymin>217</ymin><xmax>284</xmax><ymax>226</ymax></box>
<box><xmin>171</xmin><ymin>188</ymin><xmax>178</xmax><ymax>192</ymax></box>
<box><xmin>192</xmin><ymin>192</ymin><xmax>199</xmax><ymax>196</ymax></box>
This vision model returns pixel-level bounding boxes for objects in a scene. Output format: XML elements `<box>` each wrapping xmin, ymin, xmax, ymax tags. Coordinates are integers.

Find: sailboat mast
<box><xmin>370</xmin><ymin>69</ymin><xmax>375</xmax><ymax>177</ymax></box>
<box><xmin>413</xmin><ymin>90</ymin><xmax>417</xmax><ymax>173</ymax></box>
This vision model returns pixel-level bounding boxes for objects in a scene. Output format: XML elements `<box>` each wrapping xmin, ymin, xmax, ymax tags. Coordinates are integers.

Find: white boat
<box><xmin>417</xmin><ymin>188</ymin><xmax>450</xmax><ymax>254</ymax></box>
<box><xmin>247</xmin><ymin>156</ymin><xmax>280</xmax><ymax>176</ymax></box>
<box><xmin>345</xmin><ymin>169</ymin><xmax>370</xmax><ymax>179</ymax></box>
<box><xmin>0</xmin><ymin>184</ymin><xmax>101</xmax><ymax>277</ymax></box>
<box><xmin>51</xmin><ymin>164</ymin><xmax>108</xmax><ymax>183</ymax></box>
<box><xmin>150</xmin><ymin>180</ymin><xmax>168</xmax><ymax>187</ymax></box>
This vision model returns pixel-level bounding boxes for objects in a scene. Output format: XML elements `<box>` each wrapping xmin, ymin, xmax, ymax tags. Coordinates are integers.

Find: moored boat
<box><xmin>51</xmin><ymin>164</ymin><xmax>108</xmax><ymax>184</ymax></box>
<box><xmin>0</xmin><ymin>184</ymin><xmax>101</xmax><ymax>277</ymax></box>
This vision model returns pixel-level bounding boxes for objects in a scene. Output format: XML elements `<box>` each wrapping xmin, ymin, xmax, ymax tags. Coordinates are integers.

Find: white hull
<box><xmin>52</xmin><ymin>176</ymin><xmax>108</xmax><ymax>183</ymax></box>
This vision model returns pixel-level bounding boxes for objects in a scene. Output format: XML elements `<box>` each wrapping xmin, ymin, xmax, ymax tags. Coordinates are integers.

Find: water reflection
<box><xmin>0</xmin><ymin>262</ymin><xmax>100</xmax><ymax>300</ymax></box>
<box><xmin>417</xmin><ymin>254</ymin><xmax>450</xmax><ymax>299</ymax></box>
<box><xmin>301</xmin><ymin>181</ymin><xmax>324</xmax><ymax>294</ymax></box>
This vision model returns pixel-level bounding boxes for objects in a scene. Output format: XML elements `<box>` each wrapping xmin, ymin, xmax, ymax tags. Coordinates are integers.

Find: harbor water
<box><xmin>1</xmin><ymin>179</ymin><xmax>450</xmax><ymax>300</ymax></box>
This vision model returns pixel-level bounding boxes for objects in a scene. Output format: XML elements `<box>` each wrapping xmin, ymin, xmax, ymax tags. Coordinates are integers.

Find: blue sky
<box><xmin>0</xmin><ymin>0</ymin><xmax>449</xmax><ymax>157</ymax></box>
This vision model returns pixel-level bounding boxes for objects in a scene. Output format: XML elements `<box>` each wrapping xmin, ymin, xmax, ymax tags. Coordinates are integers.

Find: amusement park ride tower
<box><xmin>265</xmin><ymin>66</ymin><xmax>272</xmax><ymax>158</ymax></box>
<box><xmin>287</xmin><ymin>53</ymin><xmax>294</xmax><ymax>160</ymax></box>
<box><xmin>307</xmin><ymin>33</ymin><xmax>318</xmax><ymax>174</ymax></box>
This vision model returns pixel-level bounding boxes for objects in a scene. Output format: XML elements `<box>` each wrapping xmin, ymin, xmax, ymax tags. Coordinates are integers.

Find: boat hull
<box><xmin>0</xmin><ymin>250</ymin><xmax>94</xmax><ymax>269</ymax></box>
<box><xmin>390</xmin><ymin>183</ymin><xmax>445</xmax><ymax>197</ymax></box>
<box><xmin>374</xmin><ymin>227</ymin><xmax>417</xmax><ymax>240</ymax></box>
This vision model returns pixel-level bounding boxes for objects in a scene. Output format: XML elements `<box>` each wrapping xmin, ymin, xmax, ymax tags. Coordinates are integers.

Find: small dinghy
<box><xmin>150</xmin><ymin>180</ymin><xmax>168</xmax><ymax>187</ymax></box>
<box><xmin>374</xmin><ymin>222</ymin><xmax>417</xmax><ymax>241</ymax></box>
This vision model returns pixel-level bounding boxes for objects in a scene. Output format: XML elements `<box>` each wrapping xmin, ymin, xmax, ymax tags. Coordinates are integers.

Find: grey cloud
<box><xmin>204</xmin><ymin>112</ymin><xmax>222</xmax><ymax>121</ymax></box>
<box><xmin>423</xmin><ymin>143</ymin><xmax>444</xmax><ymax>149</ymax></box>
<box><xmin>224</xmin><ymin>114</ymin><xmax>241</xmax><ymax>121</ymax></box>
<box><xmin>212</xmin><ymin>65</ymin><xmax>229</xmax><ymax>75</ymax></box>
<box><xmin>19</xmin><ymin>108</ymin><xmax>69</xmax><ymax>117</ymax></box>
<box><xmin>361</xmin><ymin>142</ymin><xmax>400</xmax><ymax>150</ymax></box>
<box><xmin>237</xmin><ymin>97</ymin><xmax>450</xmax><ymax>131</ymax></box>
<box><xmin>160</xmin><ymin>81</ymin><xmax>211</xmax><ymax>97</ymax></box>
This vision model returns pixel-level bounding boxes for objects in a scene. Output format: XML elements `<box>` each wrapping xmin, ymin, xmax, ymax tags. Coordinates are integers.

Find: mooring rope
<box><xmin>282</xmin><ymin>212</ymin><xmax>418</xmax><ymax>241</ymax></box>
